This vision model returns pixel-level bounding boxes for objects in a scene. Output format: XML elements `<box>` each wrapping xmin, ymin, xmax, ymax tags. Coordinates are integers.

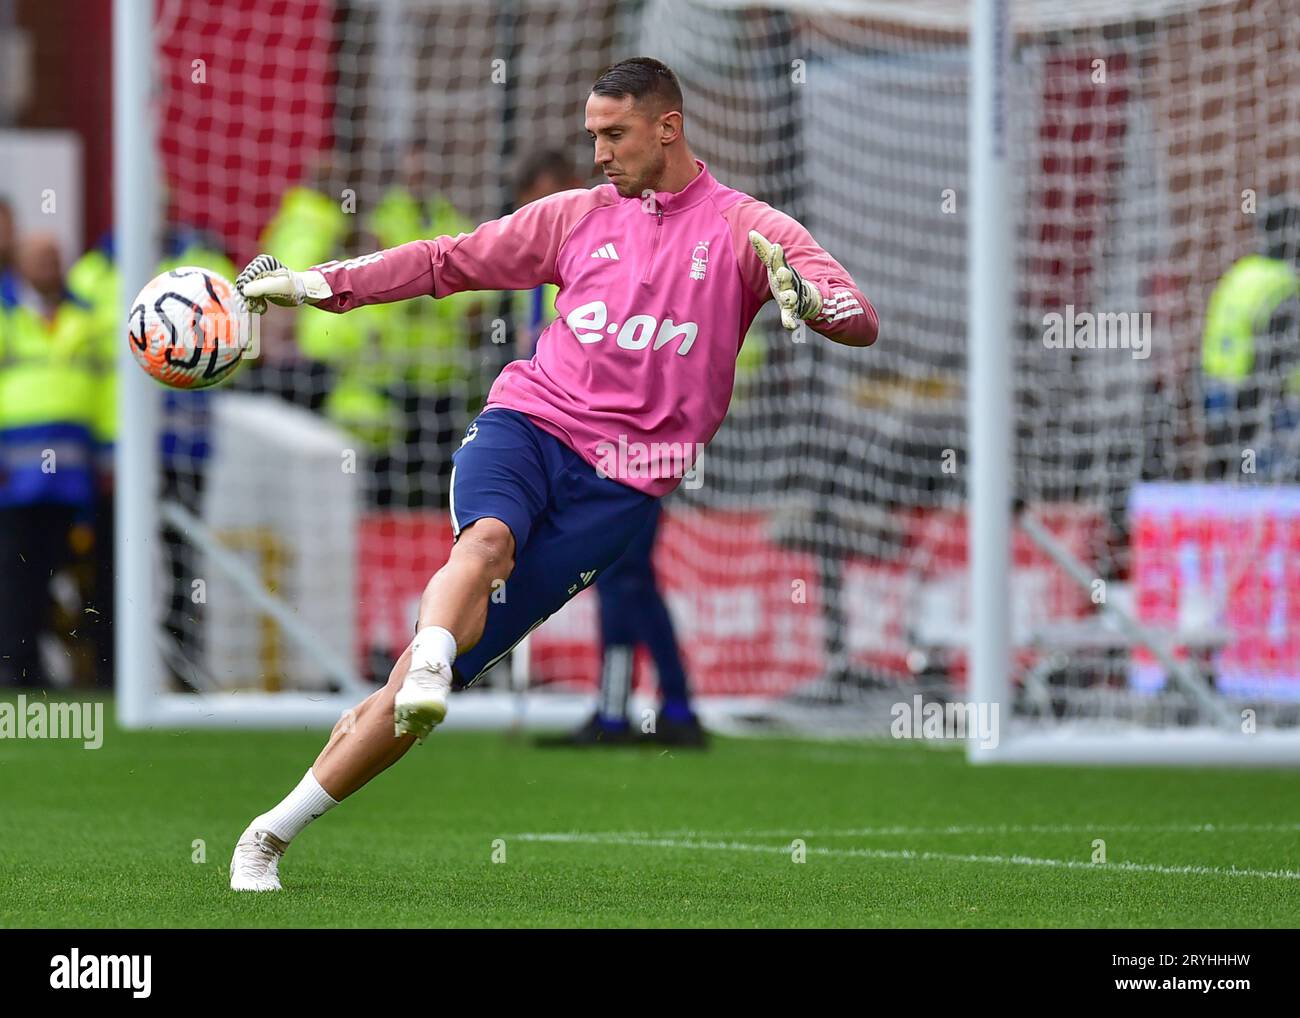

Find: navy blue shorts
<box><xmin>448</xmin><ymin>408</ymin><xmax>659</xmax><ymax>688</ymax></box>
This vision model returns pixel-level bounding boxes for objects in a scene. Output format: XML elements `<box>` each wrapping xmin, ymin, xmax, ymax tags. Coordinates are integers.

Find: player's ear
<box><xmin>658</xmin><ymin>110</ymin><xmax>683</xmax><ymax>145</ymax></box>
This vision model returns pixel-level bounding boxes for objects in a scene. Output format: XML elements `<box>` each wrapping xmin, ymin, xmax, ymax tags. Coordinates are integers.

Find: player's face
<box><xmin>18</xmin><ymin>234</ymin><xmax>63</xmax><ymax>294</ymax></box>
<box><xmin>585</xmin><ymin>93</ymin><xmax>668</xmax><ymax>199</ymax></box>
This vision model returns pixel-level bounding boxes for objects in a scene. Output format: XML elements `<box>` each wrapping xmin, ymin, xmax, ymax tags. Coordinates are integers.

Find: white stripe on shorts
<box><xmin>449</xmin><ymin>464</ymin><xmax>460</xmax><ymax>536</ymax></box>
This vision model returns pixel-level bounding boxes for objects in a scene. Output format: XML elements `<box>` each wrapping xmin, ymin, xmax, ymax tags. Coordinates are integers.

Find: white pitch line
<box><xmin>512</xmin><ymin>821</ymin><xmax>1300</xmax><ymax>842</ymax></box>
<box><xmin>675</xmin><ymin>822</ymin><xmax>1300</xmax><ymax>838</ymax></box>
<box><xmin>513</xmin><ymin>832</ymin><xmax>1300</xmax><ymax>881</ymax></box>
<box><xmin>517</xmin><ymin>822</ymin><xmax>1300</xmax><ymax>839</ymax></box>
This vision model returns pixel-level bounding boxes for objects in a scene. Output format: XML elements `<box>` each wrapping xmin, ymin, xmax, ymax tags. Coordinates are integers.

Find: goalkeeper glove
<box><xmin>235</xmin><ymin>254</ymin><xmax>333</xmax><ymax>314</ymax></box>
<box><xmin>748</xmin><ymin>230</ymin><xmax>822</xmax><ymax>331</ymax></box>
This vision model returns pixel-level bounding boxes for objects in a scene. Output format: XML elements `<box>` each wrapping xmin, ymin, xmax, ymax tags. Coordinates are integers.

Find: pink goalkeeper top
<box><xmin>311</xmin><ymin>160</ymin><xmax>877</xmax><ymax>496</ymax></box>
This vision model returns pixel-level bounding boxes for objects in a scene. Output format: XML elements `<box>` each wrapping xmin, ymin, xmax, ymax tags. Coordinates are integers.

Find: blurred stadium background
<box><xmin>2</xmin><ymin>0</ymin><xmax>1299</xmax><ymax>759</ymax></box>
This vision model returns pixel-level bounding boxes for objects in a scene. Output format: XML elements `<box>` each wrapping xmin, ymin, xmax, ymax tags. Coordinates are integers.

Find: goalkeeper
<box><xmin>512</xmin><ymin>147</ymin><xmax>704</xmax><ymax>748</ymax></box>
<box><xmin>229</xmin><ymin>57</ymin><xmax>877</xmax><ymax>891</ymax></box>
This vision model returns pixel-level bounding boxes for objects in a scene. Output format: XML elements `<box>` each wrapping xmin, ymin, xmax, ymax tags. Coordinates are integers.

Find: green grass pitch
<box><xmin>2</xmin><ymin>697</ymin><xmax>1298</xmax><ymax>928</ymax></box>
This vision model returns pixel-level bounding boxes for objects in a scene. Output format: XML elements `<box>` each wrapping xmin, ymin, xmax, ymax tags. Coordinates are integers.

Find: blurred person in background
<box><xmin>293</xmin><ymin>143</ymin><xmax>483</xmax><ymax>506</ymax></box>
<box><xmin>510</xmin><ymin>150</ymin><xmax>568</xmax><ymax>361</ymax></box>
<box><xmin>293</xmin><ymin>233</ymin><xmax>399</xmax><ymax>469</ymax></box>
<box><xmin>512</xmin><ymin>148</ymin><xmax>706</xmax><ymax>748</ymax></box>
<box><xmin>0</xmin><ymin>233</ymin><xmax>106</xmax><ymax>688</ymax></box>
<box><xmin>1202</xmin><ymin>201</ymin><xmax>1300</xmax><ymax>480</ymax></box>
<box><xmin>368</xmin><ymin>142</ymin><xmax>482</xmax><ymax>507</ymax></box>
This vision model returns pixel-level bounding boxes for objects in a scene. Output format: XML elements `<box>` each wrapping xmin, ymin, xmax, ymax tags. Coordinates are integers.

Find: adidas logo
<box><xmin>569</xmin><ymin>569</ymin><xmax>598</xmax><ymax>595</ymax></box>
<box><xmin>590</xmin><ymin>243</ymin><xmax>620</xmax><ymax>260</ymax></box>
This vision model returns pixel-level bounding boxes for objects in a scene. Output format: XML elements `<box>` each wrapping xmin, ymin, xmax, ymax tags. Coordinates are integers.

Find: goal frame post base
<box><xmin>115</xmin><ymin>691</ymin><xmax>778</xmax><ymax>733</ymax></box>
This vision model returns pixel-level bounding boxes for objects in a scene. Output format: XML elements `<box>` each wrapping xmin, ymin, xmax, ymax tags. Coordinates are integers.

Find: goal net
<box><xmin>118</xmin><ymin>0</ymin><xmax>1300</xmax><ymax>758</ymax></box>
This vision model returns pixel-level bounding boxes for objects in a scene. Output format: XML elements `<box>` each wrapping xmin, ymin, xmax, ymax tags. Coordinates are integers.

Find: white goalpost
<box><xmin>966</xmin><ymin>0</ymin><xmax>1014</xmax><ymax>761</ymax></box>
<box><xmin>113</xmin><ymin>0</ymin><xmax>159</xmax><ymax>731</ymax></box>
<box><xmin>115</xmin><ymin>0</ymin><xmax>1300</xmax><ymax>763</ymax></box>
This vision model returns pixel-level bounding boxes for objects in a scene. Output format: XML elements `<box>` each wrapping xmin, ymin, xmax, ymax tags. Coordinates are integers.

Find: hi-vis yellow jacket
<box><xmin>1202</xmin><ymin>255</ymin><xmax>1299</xmax><ymax>383</ymax></box>
<box><xmin>0</xmin><ymin>274</ymin><xmax>103</xmax><ymax>508</ymax></box>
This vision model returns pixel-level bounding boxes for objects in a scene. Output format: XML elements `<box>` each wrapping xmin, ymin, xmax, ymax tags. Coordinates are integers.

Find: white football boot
<box><xmin>230</xmin><ymin>828</ymin><xmax>289</xmax><ymax>892</ymax></box>
<box><xmin>393</xmin><ymin>660</ymin><xmax>452</xmax><ymax>739</ymax></box>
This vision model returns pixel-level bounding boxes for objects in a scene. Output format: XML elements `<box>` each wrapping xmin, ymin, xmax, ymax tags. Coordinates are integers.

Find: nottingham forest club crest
<box><xmin>689</xmin><ymin>241</ymin><xmax>709</xmax><ymax>280</ymax></box>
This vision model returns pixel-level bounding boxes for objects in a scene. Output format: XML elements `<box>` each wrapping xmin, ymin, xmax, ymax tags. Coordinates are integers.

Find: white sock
<box><xmin>411</xmin><ymin>625</ymin><xmax>458</xmax><ymax>674</ymax></box>
<box><xmin>251</xmin><ymin>768</ymin><xmax>339</xmax><ymax>844</ymax></box>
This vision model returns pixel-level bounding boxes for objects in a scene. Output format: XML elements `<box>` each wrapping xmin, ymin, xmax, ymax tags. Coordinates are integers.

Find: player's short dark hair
<box><xmin>591</xmin><ymin>57</ymin><xmax>683</xmax><ymax>116</ymax></box>
<box><xmin>515</xmin><ymin>148</ymin><xmax>577</xmax><ymax>198</ymax></box>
